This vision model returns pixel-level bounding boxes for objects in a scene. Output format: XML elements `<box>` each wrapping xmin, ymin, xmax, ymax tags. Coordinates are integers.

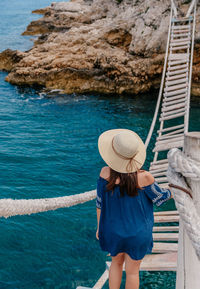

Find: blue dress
<box><xmin>96</xmin><ymin>176</ymin><xmax>171</xmax><ymax>260</ymax></box>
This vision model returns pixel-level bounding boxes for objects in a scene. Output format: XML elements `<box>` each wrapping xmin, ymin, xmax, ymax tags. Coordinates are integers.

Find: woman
<box><xmin>96</xmin><ymin>129</ymin><xmax>172</xmax><ymax>289</ymax></box>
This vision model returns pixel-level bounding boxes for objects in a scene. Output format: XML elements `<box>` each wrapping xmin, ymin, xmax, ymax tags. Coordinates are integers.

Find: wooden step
<box><xmin>166</xmin><ymin>78</ymin><xmax>187</xmax><ymax>86</ymax></box>
<box><xmin>172</xmin><ymin>33</ymin><xmax>191</xmax><ymax>38</ymax></box>
<box><xmin>153</xmin><ymin>139</ymin><xmax>184</xmax><ymax>152</ymax></box>
<box><xmin>157</xmin><ymin>128</ymin><xmax>184</xmax><ymax>137</ymax></box>
<box><xmin>157</xmin><ymin>132</ymin><xmax>184</xmax><ymax>141</ymax></box>
<box><xmin>159</xmin><ymin>111</ymin><xmax>185</xmax><ymax>121</ymax></box>
<box><xmin>149</xmin><ymin>167</ymin><xmax>168</xmax><ymax>174</ymax></box>
<box><xmin>155</xmin><ymin>135</ymin><xmax>184</xmax><ymax>146</ymax></box>
<box><xmin>170</xmin><ymin>41</ymin><xmax>190</xmax><ymax>47</ymax></box>
<box><xmin>167</xmin><ymin>63</ymin><xmax>188</xmax><ymax>71</ymax></box>
<box><xmin>168</xmin><ymin>59</ymin><xmax>188</xmax><ymax>66</ymax></box>
<box><xmin>152</xmin><ymin>242</ymin><xmax>178</xmax><ymax>253</ymax></box>
<box><xmin>171</xmin><ymin>45</ymin><xmax>189</xmax><ymax>51</ymax></box>
<box><xmin>164</xmin><ymin>83</ymin><xmax>187</xmax><ymax>92</ymax></box>
<box><xmin>153</xmin><ymin>233</ymin><xmax>178</xmax><ymax>241</ymax></box>
<box><xmin>172</xmin><ymin>30</ymin><xmax>190</xmax><ymax>34</ymax></box>
<box><xmin>150</xmin><ymin>163</ymin><xmax>168</xmax><ymax>171</ymax></box>
<box><xmin>163</xmin><ymin>98</ymin><xmax>186</xmax><ymax>107</ymax></box>
<box><xmin>154</xmin><ymin>215</ymin><xmax>179</xmax><ymax>223</ymax></box>
<box><xmin>151</xmin><ymin>171</ymin><xmax>167</xmax><ymax>177</ymax></box>
<box><xmin>153</xmin><ymin>226</ymin><xmax>179</xmax><ymax>231</ymax></box>
<box><xmin>163</xmin><ymin>93</ymin><xmax>187</xmax><ymax>102</ymax></box>
<box><xmin>106</xmin><ymin>252</ymin><xmax>177</xmax><ymax>271</ymax></box>
<box><xmin>154</xmin><ymin>177</ymin><xmax>168</xmax><ymax>183</ymax></box>
<box><xmin>157</xmin><ymin>124</ymin><xmax>184</xmax><ymax>133</ymax></box>
<box><xmin>169</xmin><ymin>53</ymin><xmax>189</xmax><ymax>59</ymax></box>
<box><xmin>166</xmin><ymin>73</ymin><xmax>187</xmax><ymax>81</ymax></box>
<box><xmin>162</xmin><ymin>104</ymin><xmax>186</xmax><ymax>113</ymax></box>
<box><xmin>172</xmin><ymin>25</ymin><xmax>190</xmax><ymax>29</ymax></box>
<box><xmin>154</xmin><ymin>211</ymin><xmax>178</xmax><ymax>216</ymax></box>
<box><xmin>150</xmin><ymin>159</ymin><xmax>168</xmax><ymax>165</ymax></box>
<box><xmin>167</xmin><ymin>68</ymin><xmax>188</xmax><ymax>76</ymax></box>
<box><xmin>161</xmin><ymin>107</ymin><xmax>186</xmax><ymax>117</ymax></box>
<box><xmin>170</xmin><ymin>38</ymin><xmax>190</xmax><ymax>44</ymax></box>
<box><xmin>164</xmin><ymin>88</ymin><xmax>187</xmax><ymax>97</ymax></box>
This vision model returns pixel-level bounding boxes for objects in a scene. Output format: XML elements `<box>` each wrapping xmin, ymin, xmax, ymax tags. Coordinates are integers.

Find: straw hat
<box><xmin>98</xmin><ymin>129</ymin><xmax>146</xmax><ymax>173</ymax></box>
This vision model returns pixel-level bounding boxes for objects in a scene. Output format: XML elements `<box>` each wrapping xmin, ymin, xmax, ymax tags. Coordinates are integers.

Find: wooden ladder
<box><xmin>149</xmin><ymin>13</ymin><xmax>196</xmax><ymax>188</ymax></box>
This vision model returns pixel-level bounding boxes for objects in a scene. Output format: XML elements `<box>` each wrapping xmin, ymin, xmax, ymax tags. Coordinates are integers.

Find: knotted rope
<box><xmin>0</xmin><ymin>190</ymin><xmax>96</xmax><ymax>219</ymax></box>
<box><xmin>167</xmin><ymin>148</ymin><xmax>200</xmax><ymax>259</ymax></box>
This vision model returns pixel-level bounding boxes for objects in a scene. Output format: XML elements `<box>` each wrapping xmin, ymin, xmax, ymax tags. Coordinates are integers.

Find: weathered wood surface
<box><xmin>153</xmin><ymin>226</ymin><xmax>179</xmax><ymax>231</ymax></box>
<box><xmin>106</xmin><ymin>253</ymin><xmax>177</xmax><ymax>272</ymax></box>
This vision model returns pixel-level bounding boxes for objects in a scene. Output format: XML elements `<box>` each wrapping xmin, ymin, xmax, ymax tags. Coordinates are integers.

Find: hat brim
<box><xmin>98</xmin><ymin>129</ymin><xmax>146</xmax><ymax>173</ymax></box>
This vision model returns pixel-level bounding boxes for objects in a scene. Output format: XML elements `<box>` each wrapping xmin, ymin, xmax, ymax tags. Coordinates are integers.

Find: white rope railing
<box><xmin>144</xmin><ymin>6</ymin><xmax>173</xmax><ymax>149</ymax></box>
<box><xmin>186</xmin><ymin>0</ymin><xmax>197</xmax><ymax>17</ymax></box>
<box><xmin>171</xmin><ymin>0</ymin><xmax>178</xmax><ymax>17</ymax></box>
<box><xmin>0</xmin><ymin>190</ymin><xmax>96</xmax><ymax>218</ymax></box>
<box><xmin>167</xmin><ymin>148</ymin><xmax>200</xmax><ymax>259</ymax></box>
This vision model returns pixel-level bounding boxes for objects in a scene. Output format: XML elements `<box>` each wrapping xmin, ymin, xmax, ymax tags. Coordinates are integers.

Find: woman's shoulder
<box><xmin>137</xmin><ymin>170</ymin><xmax>155</xmax><ymax>188</ymax></box>
<box><xmin>99</xmin><ymin>166</ymin><xmax>110</xmax><ymax>181</ymax></box>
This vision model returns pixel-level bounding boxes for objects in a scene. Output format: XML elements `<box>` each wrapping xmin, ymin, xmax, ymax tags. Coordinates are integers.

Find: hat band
<box><xmin>111</xmin><ymin>138</ymin><xmax>138</xmax><ymax>172</ymax></box>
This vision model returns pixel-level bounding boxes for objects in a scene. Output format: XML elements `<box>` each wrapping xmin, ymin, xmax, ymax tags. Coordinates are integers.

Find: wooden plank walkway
<box><xmin>149</xmin><ymin>11</ymin><xmax>195</xmax><ymax>188</ymax></box>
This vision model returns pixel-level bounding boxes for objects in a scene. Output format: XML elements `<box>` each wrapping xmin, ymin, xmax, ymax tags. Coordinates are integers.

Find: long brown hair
<box><xmin>106</xmin><ymin>168</ymin><xmax>142</xmax><ymax>197</ymax></box>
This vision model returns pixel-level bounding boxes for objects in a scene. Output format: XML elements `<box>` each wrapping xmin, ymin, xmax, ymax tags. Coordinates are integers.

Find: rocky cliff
<box><xmin>0</xmin><ymin>0</ymin><xmax>200</xmax><ymax>95</ymax></box>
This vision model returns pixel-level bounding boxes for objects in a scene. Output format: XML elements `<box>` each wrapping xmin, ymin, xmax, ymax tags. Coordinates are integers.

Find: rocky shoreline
<box><xmin>0</xmin><ymin>0</ymin><xmax>200</xmax><ymax>95</ymax></box>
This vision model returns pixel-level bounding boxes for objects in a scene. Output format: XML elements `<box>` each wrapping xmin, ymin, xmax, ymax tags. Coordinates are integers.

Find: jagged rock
<box><xmin>0</xmin><ymin>0</ymin><xmax>200</xmax><ymax>95</ymax></box>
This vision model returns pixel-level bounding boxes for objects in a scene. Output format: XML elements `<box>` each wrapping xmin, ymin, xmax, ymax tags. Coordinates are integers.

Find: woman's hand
<box><xmin>96</xmin><ymin>229</ymin><xmax>99</xmax><ymax>240</ymax></box>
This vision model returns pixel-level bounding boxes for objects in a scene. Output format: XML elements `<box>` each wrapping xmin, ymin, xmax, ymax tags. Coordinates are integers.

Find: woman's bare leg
<box><xmin>124</xmin><ymin>253</ymin><xmax>142</xmax><ymax>289</ymax></box>
<box><xmin>109</xmin><ymin>252</ymin><xmax>125</xmax><ymax>289</ymax></box>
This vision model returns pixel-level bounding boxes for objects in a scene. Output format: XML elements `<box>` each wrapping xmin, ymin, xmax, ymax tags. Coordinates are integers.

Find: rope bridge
<box><xmin>0</xmin><ymin>1</ymin><xmax>199</xmax><ymax>288</ymax></box>
<box><xmin>0</xmin><ymin>0</ymin><xmax>196</xmax><ymax>219</ymax></box>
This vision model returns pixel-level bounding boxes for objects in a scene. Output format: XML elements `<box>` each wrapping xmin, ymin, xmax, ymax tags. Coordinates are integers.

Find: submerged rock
<box><xmin>1</xmin><ymin>0</ymin><xmax>200</xmax><ymax>95</ymax></box>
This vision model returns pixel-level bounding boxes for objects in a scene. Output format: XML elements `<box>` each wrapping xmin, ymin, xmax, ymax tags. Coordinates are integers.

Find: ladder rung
<box><xmin>170</xmin><ymin>38</ymin><xmax>190</xmax><ymax>44</ymax></box>
<box><xmin>154</xmin><ymin>177</ymin><xmax>168</xmax><ymax>183</ymax></box>
<box><xmin>157</xmin><ymin>128</ymin><xmax>184</xmax><ymax>138</ymax></box>
<box><xmin>168</xmin><ymin>59</ymin><xmax>188</xmax><ymax>66</ymax></box>
<box><xmin>150</xmin><ymin>159</ymin><xmax>168</xmax><ymax>165</ymax></box>
<box><xmin>150</xmin><ymin>164</ymin><xmax>168</xmax><ymax>171</ymax></box>
<box><xmin>164</xmin><ymin>88</ymin><xmax>187</xmax><ymax>97</ymax></box>
<box><xmin>163</xmin><ymin>93</ymin><xmax>187</xmax><ymax>102</ymax></box>
<box><xmin>153</xmin><ymin>227</ymin><xmax>179</xmax><ymax>232</ymax></box>
<box><xmin>163</xmin><ymin>98</ymin><xmax>186</xmax><ymax>107</ymax></box>
<box><xmin>164</xmin><ymin>83</ymin><xmax>187</xmax><ymax>92</ymax></box>
<box><xmin>173</xmin><ymin>30</ymin><xmax>190</xmax><ymax>34</ymax></box>
<box><xmin>166</xmin><ymin>73</ymin><xmax>187</xmax><ymax>81</ymax></box>
<box><xmin>169</xmin><ymin>53</ymin><xmax>189</xmax><ymax>59</ymax></box>
<box><xmin>166</xmin><ymin>78</ymin><xmax>187</xmax><ymax>86</ymax></box>
<box><xmin>153</xmin><ymin>140</ymin><xmax>184</xmax><ymax>152</ymax></box>
<box><xmin>170</xmin><ymin>41</ymin><xmax>190</xmax><ymax>47</ymax></box>
<box><xmin>167</xmin><ymin>64</ymin><xmax>188</xmax><ymax>71</ymax></box>
<box><xmin>171</xmin><ymin>45</ymin><xmax>190</xmax><ymax>51</ymax></box>
<box><xmin>157</xmin><ymin>133</ymin><xmax>184</xmax><ymax>141</ymax></box>
<box><xmin>153</xmin><ymin>233</ymin><xmax>178</xmax><ymax>241</ymax></box>
<box><xmin>167</xmin><ymin>68</ymin><xmax>188</xmax><ymax>76</ymax></box>
<box><xmin>155</xmin><ymin>135</ymin><xmax>184</xmax><ymax>146</ymax></box>
<box><xmin>172</xmin><ymin>33</ymin><xmax>191</xmax><ymax>38</ymax></box>
<box><xmin>162</xmin><ymin>103</ymin><xmax>186</xmax><ymax>113</ymax></box>
<box><xmin>161</xmin><ymin>107</ymin><xmax>186</xmax><ymax>117</ymax></box>
<box><xmin>173</xmin><ymin>16</ymin><xmax>193</xmax><ymax>21</ymax></box>
<box><xmin>157</xmin><ymin>124</ymin><xmax>184</xmax><ymax>133</ymax></box>
<box><xmin>159</xmin><ymin>112</ymin><xmax>185</xmax><ymax>121</ymax></box>
<box><xmin>151</xmin><ymin>171</ymin><xmax>167</xmax><ymax>177</ymax></box>
<box><xmin>172</xmin><ymin>25</ymin><xmax>190</xmax><ymax>29</ymax></box>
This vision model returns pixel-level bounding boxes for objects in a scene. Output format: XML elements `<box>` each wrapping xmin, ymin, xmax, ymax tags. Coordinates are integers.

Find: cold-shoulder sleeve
<box><xmin>96</xmin><ymin>177</ymin><xmax>104</xmax><ymax>209</ymax></box>
<box><xmin>144</xmin><ymin>182</ymin><xmax>171</xmax><ymax>207</ymax></box>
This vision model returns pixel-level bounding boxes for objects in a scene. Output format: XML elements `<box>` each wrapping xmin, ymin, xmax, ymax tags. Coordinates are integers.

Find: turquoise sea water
<box><xmin>0</xmin><ymin>1</ymin><xmax>200</xmax><ymax>288</ymax></box>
